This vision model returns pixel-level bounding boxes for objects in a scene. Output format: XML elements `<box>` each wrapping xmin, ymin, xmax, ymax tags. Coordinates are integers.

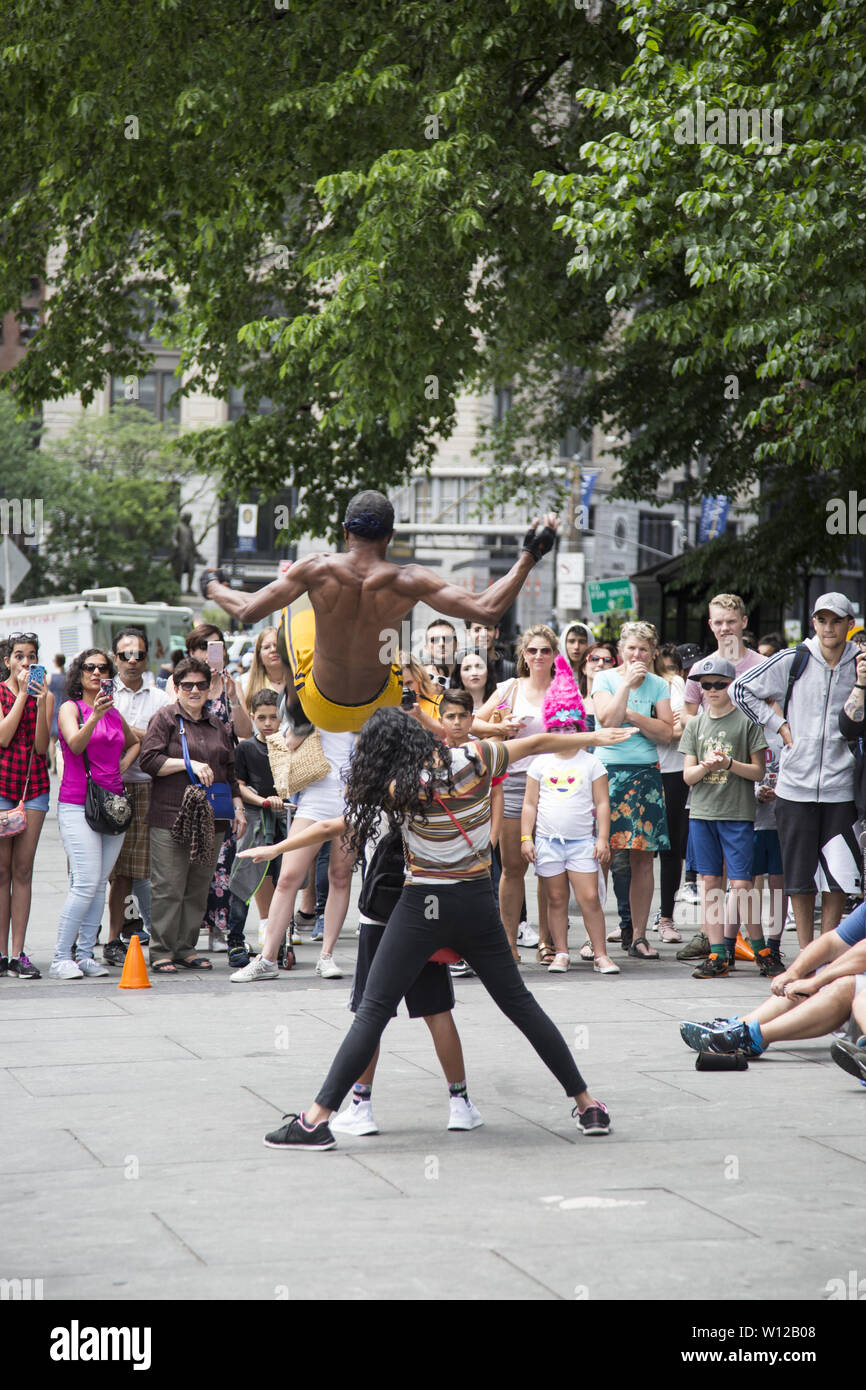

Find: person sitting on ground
<box><xmin>521</xmin><ymin>655</ymin><xmax>617</xmax><ymax>975</ymax></box>
<box><xmin>678</xmin><ymin>899</ymin><xmax>866</xmax><ymax>1079</ymax></box>
<box><xmin>201</xmin><ymin>490</ymin><xmax>559</xmax><ymax>733</ymax></box>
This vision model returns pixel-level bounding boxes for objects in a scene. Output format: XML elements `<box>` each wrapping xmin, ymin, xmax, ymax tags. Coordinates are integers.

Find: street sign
<box><xmin>237</xmin><ymin>503</ymin><xmax>258</xmax><ymax>554</ymax></box>
<box><xmin>556</xmin><ymin>551</ymin><xmax>585</xmax><ymax>609</ymax></box>
<box><xmin>586</xmin><ymin>578</ymin><xmax>634</xmax><ymax>614</ymax></box>
<box><xmin>0</xmin><ymin>537</ymin><xmax>31</xmax><ymax>601</ymax></box>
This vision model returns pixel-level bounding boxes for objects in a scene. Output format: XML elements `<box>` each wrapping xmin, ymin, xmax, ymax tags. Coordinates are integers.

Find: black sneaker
<box><xmin>8</xmin><ymin>953</ymin><xmax>41</xmax><ymax>979</ymax></box>
<box><xmin>264</xmin><ymin>1114</ymin><xmax>336</xmax><ymax>1151</ymax></box>
<box><xmin>753</xmin><ymin>947</ymin><xmax>785</xmax><ymax>978</ymax></box>
<box><xmin>619</xmin><ymin>924</ymin><xmax>633</xmax><ymax>953</ymax></box>
<box><xmin>572</xmin><ymin>1102</ymin><xmax>611</xmax><ymax>1137</ymax></box>
<box><xmin>768</xmin><ymin>942</ymin><xmax>784</xmax><ymax>970</ymax></box>
<box><xmin>103</xmin><ymin>939</ymin><xmax>128</xmax><ymax>967</ymax></box>
<box><xmin>227</xmin><ymin>938</ymin><xmax>250</xmax><ymax>969</ymax></box>
<box><xmin>0</xmin><ymin>954</ymin><xmax>7</xmax><ymax>976</ymax></box>
<box><xmin>708</xmin><ymin>1019</ymin><xmax>764</xmax><ymax>1057</ymax></box>
<box><xmin>691</xmin><ymin>952</ymin><xmax>729</xmax><ymax>979</ymax></box>
<box><xmin>830</xmin><ymin>1038</ymin><xmax>866</xmax><ymax>1085</ymax></box>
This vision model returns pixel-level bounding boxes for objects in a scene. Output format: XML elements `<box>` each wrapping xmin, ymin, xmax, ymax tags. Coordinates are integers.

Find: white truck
<box><xmin>0</xmin><ymin>588</ymin><xmax>194</xmax><ymax>675</ymax></box>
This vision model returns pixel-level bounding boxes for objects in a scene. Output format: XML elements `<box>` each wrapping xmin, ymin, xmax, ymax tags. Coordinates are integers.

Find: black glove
<box><xmin>199</xmin><ymin>568</ymin><xmax>230</xmax><ymax>600</ymax></box>
<box><xmin>521</xmin><ymin>522</ymin><xmax>557</xmax><ymax>564</ymax></box>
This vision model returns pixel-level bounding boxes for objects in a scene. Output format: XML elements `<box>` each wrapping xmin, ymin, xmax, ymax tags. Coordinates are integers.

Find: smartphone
<box><xmin>206</xmin><ymin>640</ymin><xmax>224</xmax><ymax>672</ymax></box>
<box><xmin>27</xmin><ymin>664</ymin><xmax>45</xmax><ymax>693</ymax></box>
<box><xmin>100</xmin><ymin>678</ymin><xmax>115</xmax><ymax>702</ymax></box>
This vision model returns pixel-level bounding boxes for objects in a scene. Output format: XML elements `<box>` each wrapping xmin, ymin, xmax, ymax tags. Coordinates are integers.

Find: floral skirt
<box><xmin>200</xmin><ymin>827</ymin><xmax>237</xmax><ymax>935</ymax></box>
<box><xmin>607</xmin><ymin>764</ymin><xmax>670</xmax><ymax>852</ymax></box>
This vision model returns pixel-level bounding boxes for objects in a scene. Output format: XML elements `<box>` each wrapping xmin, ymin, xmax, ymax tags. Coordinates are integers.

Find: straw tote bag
<box><xmin>266</xmin><ymin>730</ymin><xmax>330</xmax><ymax>798</ymax></box>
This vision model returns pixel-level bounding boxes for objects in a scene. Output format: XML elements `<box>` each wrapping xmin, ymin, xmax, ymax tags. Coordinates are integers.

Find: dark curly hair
<box><xmin>65</xmin><ymin>649</ymin><xmax>116</xmax><ymax>702</ymax></box>
<box><xmin>343</xmin><ymin>707</ymin><xmax>455</xmax><ymax>857</ymax></box>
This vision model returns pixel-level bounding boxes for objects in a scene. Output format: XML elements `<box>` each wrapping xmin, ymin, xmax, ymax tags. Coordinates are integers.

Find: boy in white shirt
<box><xmin>521</xmin><ymin>656</ymin><xmax>617</xmax><ymax>974</ymax></box>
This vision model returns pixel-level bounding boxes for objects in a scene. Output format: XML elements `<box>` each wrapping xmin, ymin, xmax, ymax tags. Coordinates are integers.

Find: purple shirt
<box><xmin>59</xmin><ymin>702</ymin><xmax>125</xmax><ymax>804</ymax></box>
<box><xmin>685</xmin><ymin>648</ymin><xmax>765</xmax><ymax>711</ymax></box>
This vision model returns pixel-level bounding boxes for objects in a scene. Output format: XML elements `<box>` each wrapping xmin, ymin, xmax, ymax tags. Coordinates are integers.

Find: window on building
<box><xmin>638</xmin><ymin>511</ymin><xmax>674</xmax><ymax>566</ymax></box>
<box><xmin>17</xmin><ymin>307</ymin><xmax>40</xmax><ymax>343</ymax></box>
<box><xmin>226</xmin><ymin>386</ymin><xmax>274</xmax><ymax>421</ymax></box>
<box><xmin>111</xmin><ymin>371</ymin><xmax>181</xmax><ymax>426</ymax></box>
<box><xmin>493</xmin><ymin>386</ymin><xmax>513</xmax><ymax>423</ymax></box>
<box><xmin>414</xmin><ymin>478</ymin><xmax>433</xmax><ymax>524</ymax></box>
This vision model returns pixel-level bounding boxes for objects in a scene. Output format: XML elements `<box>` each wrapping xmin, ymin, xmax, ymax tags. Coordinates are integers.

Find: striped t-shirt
<box><xmin>402</xmin><ymin>740</ymin><xmax>510</xmax><ymax>885</ymax></box>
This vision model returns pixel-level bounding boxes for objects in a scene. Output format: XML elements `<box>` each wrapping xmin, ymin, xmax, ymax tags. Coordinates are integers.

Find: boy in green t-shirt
<box><xmin>679</xmin><ymin>656</ymin><xmax>778</xmax><ymax>980</ymax></box>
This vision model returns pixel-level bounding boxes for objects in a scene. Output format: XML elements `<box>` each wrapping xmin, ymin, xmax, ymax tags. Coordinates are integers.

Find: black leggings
<box><xmin>315</xmin><ymin>878</ymin><xmax>588</xmax><ymax>1110</ymax></box>
<box><xmin>660</xmin><ymin>771</ymin><xmax>689</xmax><ymax>918</ymax></box>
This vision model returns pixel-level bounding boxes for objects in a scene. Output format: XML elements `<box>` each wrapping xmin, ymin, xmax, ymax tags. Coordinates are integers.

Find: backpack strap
<box><xmin>782</xmin><ymin>644</ymin><xmax>810</xmax><ymax>721</ymax></box>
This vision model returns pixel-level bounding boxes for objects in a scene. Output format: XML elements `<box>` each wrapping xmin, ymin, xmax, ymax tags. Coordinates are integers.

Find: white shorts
<box><xmin>535</xmin><ymin>834</ymin><xmax>599</xmax><ymax>877</ymax></box>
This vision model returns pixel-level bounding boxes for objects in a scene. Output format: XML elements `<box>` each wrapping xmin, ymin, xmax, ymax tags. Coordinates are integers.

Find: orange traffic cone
<box><xmin>734</xmin><ymin>932</ymin><xmax>755</xmax><ymax>961</ymax></box>
<box><xmin>118</xmin><ymin>933</ymin><xmax>152</xmax><ymax>989</ymax></box>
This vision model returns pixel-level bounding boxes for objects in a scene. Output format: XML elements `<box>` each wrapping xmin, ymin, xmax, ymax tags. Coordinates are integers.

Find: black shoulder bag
<box><xmin>76</xmin><ymin>705</ymin><xmax>133</xmax><ymax>835</ymax></box>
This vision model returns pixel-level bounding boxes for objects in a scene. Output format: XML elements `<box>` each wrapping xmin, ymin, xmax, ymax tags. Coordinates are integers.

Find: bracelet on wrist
<box><xmin>520</xmin><ymin>834</ymin><xmax>533</xmax><ymax>842</ymax></box>
<box><xmin>727</xmin><ymin>756</ymin><xmax>733</xmax><ymax>770</ymax></box>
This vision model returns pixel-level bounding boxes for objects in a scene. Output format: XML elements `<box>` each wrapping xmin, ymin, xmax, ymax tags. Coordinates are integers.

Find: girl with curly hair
<box><xmin>239</xmin><ymin>706</ymin><xmax>637</xmax><ymax>1150</ymax></box>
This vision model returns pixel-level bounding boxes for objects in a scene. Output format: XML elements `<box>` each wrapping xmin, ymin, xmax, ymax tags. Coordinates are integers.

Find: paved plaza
<box><xmin>2</xmin><ymin>788</ymin><xmax>863</xmax><ymax>1304</ymax></box>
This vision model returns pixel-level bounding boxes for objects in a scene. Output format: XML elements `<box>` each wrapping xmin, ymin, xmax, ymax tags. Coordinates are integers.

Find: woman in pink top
<box><xmin>51</xmin><ymin>649</ymin><xmax>140</xmax><ymax>980</ymax></box>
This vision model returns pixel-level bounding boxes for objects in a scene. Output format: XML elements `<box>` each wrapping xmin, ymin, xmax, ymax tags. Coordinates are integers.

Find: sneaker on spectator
<box><xmin>227</xmin><ymin>938</ymin><xmax>250</xmax><ymax>969</ymax></box>
<box><xmin>658</xmin><ymin>918</ymin><xmax>682</xmax><ymax>943</ymax></box>
<box><xmin>449</xmin><ymin>959</ymin><xmax>475</xmax><ymax>977</ymax></box>
<box><xmin>76</xmin><ymin>957</ymin><xmax>110</xmax><ymax>977</ymax></box>
<box><xmin>676</xmin><ymin>931</ymin><xmax>709</xmax><ymax>961</ymax></box>
<box><xmin>651</xmin><ymin>910</ymin><xmax>661</xmax><ymax>933</ymax></box>
<box><xmin>8</xmin><ymin>953</ymin><xmax>41</xmax><ymax>978</ymax></box>
<box><xmin>606</xmin><ymin>924</ymin><xmax>621</xmax><ymax>942</ymax></box>
<box><xmin>753</xmin><ymin>947</ymin><xmax>785</xmax><ymax>978</ymax></box>
<box><xmin>677</xmin><ymin>881</ymin><xmax>700</xmax><ymax>905</ymax></box>
<box><xmin>516</xmin><ymin>921</ymin><xmax>539</xmax><ymax>947</ymax></box>
<box><xmin>231</xmin><ymin>953</ymin><xmax>279</xmax><ymax>983</ymax></box>
<box><xmin>784</xmin><ymin>904</ymin><xmax>797</xmax><ymax>931</ymax></box>
<box><xmin>289</xmin><ymin>920</ymin><xmax>302</xmax><ymax>945</ymax></box>
<box><xmin>0</xmin><ymin>954</ymin><xmax>7</xmax><ymax>976</ymax></box>
<box><xmin>448</xmin><ymin>1096</ymin><xmax>484</xmax><ymax>1130</ymax></box>
<box><xmin>548</xmin><ymin>952</ymin><xmax>570</xmax><ymax>973</ymax></box>
<box><xmin>331</xmin><ymin>1101</ymin><xmax>379</xmax><ymax>1136</ymax></box>
<box><xmin>49</xmin><ymin>959</ymin><xmax>84</xmax><ymax>980</ymax></box>
<box><xmin>263</xmin><ymin>1114</ymin><xmax>336</xmax><ymax>1151</ymax></box>
<box><xmin>103</xmin><ymin>939</ymin><xmax>128</xmax><ymax>967</ymax></box>
<box><xmin>691</xmin><ymin>952</ymin><xmax>729</xmax><ymax>980</ymax></box>
<box><xmin>830</xmin><ymin>1037</ymin><xmax>866</xmax><ymax>1085</ymax></box>
<box><xmin>315</xmin><ymin>953</ymin><xmax>343</xmax><ymax>979</ymax></box>
<box><xmin>311</xmin><ymin>915</ymin><xmax>325</xmax><ymax>942</ymax></box>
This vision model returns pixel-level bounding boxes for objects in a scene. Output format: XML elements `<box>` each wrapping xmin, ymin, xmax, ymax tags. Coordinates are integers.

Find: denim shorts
<box><xmin>753</xmin><ymin>828</ymin><xmax>783</xmax><ymax>877</ymax></box>
<box><xmin>687</xmin><ymin>818</ymin><xmax>755</xmax><ymax>880</ymax></box>
<box><xmin>0</xmin><ymin>791</ymin><xmax>49</xmax><ymax>812</ymax></box>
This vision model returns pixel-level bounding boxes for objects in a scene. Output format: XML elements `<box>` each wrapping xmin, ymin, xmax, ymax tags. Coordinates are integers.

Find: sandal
<box><xmin>536</xmin><ymin>944</ymin><xmax>557</xmax><ymax>965</ymax></box>
<box><xmin>579</xmin><ymin>942</ymin><xmax>594</xmax><ymax>962</ymax></box>
<box><xmin>628</xmin><ymin>937</ymin><xmax>660</xmax><ymax>960</ymax></box>
<box><xmin>151</xmin><ymin>960</ymin><xmax>178</xmax><ymax>974</ymax></box>
<box><xmin>593</xmin><ymin>955</ymin><xmax>621</xmax><ymax>975</ymax></box>
<box><xmin>175</xmin><ymin>956</ymin><xmax>213</xmax><ymax>970</ymax></box>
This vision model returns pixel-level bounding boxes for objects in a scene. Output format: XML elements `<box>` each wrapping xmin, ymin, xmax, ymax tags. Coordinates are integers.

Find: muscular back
<box><xmin>301</xmin><ymin>551</ymin><xmax>417</xmax><ymax>701</ymax></box>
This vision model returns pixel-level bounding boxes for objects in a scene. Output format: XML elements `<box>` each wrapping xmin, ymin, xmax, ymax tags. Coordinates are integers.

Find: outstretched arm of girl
<box><xmin>237</xmin><ymin>814</ymin><xmax>347</xmax><ymax>862</ymax></box>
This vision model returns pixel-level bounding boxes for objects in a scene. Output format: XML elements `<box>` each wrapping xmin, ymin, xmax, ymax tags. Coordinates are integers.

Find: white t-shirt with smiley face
<box><xmin>526</xmin><ymin>750</ymin><xmax>608</xmax><ymax>839</ymax></box>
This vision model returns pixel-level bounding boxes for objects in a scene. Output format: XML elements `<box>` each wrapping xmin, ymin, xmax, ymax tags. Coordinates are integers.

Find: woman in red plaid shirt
<box><xmin>0</xmin><ymin>633</ymin><xmax>54</xmax><ymax>979</ymax></box>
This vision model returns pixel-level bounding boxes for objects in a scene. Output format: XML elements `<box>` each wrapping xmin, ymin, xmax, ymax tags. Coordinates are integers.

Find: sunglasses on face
<box><xmin>525</xmin><ymin>646</ymin><xmax>552</xmax><ymax>656</ymax></box>
<box><xmin>587</xmin><ymin>654</ymin><xmax>614</xmax><ymax>664</ymax></box>
<box><xmin>82</xmin><ymin>662</ymin><xmax>110</xmax><ymax>674</ymax></box>
<box><xmin>117</xmin><ymin>650</ymin><xmax>147</xmax><ymax>661</ymax></box>
<box><xmin>178</xmin><ymin>680</ymin><xmax>210</xmax><ymax>692</ymax></box>
<box><xmin>699</xmin><ymin>681</ymin><xmax>730</xmax><ymax>691</ymax></box>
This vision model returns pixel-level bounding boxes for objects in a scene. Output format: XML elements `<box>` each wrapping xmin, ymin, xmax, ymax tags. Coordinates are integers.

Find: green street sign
<box><xmin>586</xmin><ymin>578</ymin><xmax>634</xmax><ymax>614</ymax></box>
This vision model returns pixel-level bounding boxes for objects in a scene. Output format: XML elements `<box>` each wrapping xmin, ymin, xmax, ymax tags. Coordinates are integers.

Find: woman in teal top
<box><xmin>592</xmin><ymin>621</ymin><xmax>674</xmax><ymax>959</ymax></box>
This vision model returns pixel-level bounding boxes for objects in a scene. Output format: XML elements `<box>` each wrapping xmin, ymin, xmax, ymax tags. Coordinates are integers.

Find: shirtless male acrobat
<box><xmin>200</xmin><ymin>490</ymin><xmax>559</xmax><ymax>734</ymax></box>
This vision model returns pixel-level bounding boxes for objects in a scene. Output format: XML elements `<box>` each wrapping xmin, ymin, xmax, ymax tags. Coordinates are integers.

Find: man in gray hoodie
<box><xmin>731</xmin><ymin>593</ymin><xmax>861</xmax><ymax>949</ymax></box>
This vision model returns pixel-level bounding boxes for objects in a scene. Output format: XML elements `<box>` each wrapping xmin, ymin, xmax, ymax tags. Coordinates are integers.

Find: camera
<box><xmin>401</xmin><ymin>688</ymin><xmax>417</xmax><ymax>709</ymax></box>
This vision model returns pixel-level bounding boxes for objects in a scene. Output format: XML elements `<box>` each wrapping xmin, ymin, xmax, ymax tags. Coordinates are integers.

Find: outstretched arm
<box><xmin>394</xmin><ymin>517</ymin><xmax>559</xmax><ymax>624</ymax></box>
<box><xmin>203</xmin><ymin>556</ymin><xmax>317</xmax><ymax>624</ymax></box>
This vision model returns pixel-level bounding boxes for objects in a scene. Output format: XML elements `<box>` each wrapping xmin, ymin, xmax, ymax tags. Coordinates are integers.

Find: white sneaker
<box><xmin>231</xmin><ymin>953</ymin><xmax>279</xmax><ymax>983</ymax></box>
<box><xmin>49</xmin><ymin>960</ymin><xmax>84</xmax><ymax>980</ymax></box>
<box><xmin>676</xmin><ymin>882</ymin><xmax>700</xmax><ymax>904</ymax></box>
<box><xmin>516</xmin><ymin>921</ymin><xmax>539</xmax><ymax>947</ymax></box>
<box><xmin>315</xmin><ymin>953</ymin><xmax>344</xmax><ymax>979</ymax></box>
<box><xmin>651</xmin><ymin>910</ymin><xmax>661</xmax><ymax>933</ymax></box>
<box><xmin>331</xmin><ymin>1100</ymin><xmax>379</xmax><ymax>1136</ymax></box>
<box><xmin>448</xmin><ymin>1095</ymin><xmax>484</xmax><ymax>1131</ymax></box>
<box><xmin>76</xmin><ymin>957</ymin><xmax>109</xmax><ymax>977</ymax></box>
<box><xmin>785</xmin><ymin>905</ymin><xmax>797</xmax><ymax>931</ymax></box>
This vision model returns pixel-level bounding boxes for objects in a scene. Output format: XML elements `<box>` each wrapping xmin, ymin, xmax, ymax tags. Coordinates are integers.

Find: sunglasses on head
<box><xmin>117</xmin><ymin>650</ymin><xmax>147</xmax><ymax>661</ymax></box>
<box><xmin>699</xmin><ymin>680</ymin><xmax>730</xmax><ymax>691</ymax></box>
<box><xmin>178</xmin><ymin>680</ymin><xmax>210</xmax><ymax>692</ymax></box>
<box><xmin>8</xmin><ymin>632</ymin><xmax>38</xmax><ymax>647</ymax></box>
<box><xmin>82</xmin><ymin>662</ymin><xmax>110</xmax><ymax>674</ymax></box>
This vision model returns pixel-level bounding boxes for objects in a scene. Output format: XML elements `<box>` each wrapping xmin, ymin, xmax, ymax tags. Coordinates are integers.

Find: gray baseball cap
<box><xmin>689</xmin><ymin>655</ymin><xmax>736</xmax><ymax>682</ymax></box>
<box><xmin>811</xmin><ymin>591</ymin><xmax>856</xmax><ymax>619</ymax></box>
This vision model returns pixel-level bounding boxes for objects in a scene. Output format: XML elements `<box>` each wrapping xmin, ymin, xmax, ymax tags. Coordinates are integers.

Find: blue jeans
<box><xmin>55</xmin><ymin>803</ymin><xmax>126</xmax><ymax>962</ymax></box>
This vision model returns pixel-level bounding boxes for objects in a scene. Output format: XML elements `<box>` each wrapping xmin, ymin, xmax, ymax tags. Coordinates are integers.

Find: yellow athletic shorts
<box><xmin>279</xmin><ymin>607</ymin><xmax>403</xmax><ymax>733</ymax></box>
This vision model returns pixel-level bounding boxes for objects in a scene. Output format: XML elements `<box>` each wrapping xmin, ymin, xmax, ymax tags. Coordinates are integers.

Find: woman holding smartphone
<box><xmin>0</xmin><ymin>632</ymin><xmax>54</xmax><ymax>979</ymax></box>
<box><xmin>51</xmin><ymin>650</ymin><xmax>140</xmax><ymax>979</ymax></box>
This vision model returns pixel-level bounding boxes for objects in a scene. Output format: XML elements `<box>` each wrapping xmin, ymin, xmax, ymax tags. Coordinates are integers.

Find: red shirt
<box><xmin>0</xmin><ymin>683</ymin><xmax>50</xmax><ymax>801</ymax></box>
